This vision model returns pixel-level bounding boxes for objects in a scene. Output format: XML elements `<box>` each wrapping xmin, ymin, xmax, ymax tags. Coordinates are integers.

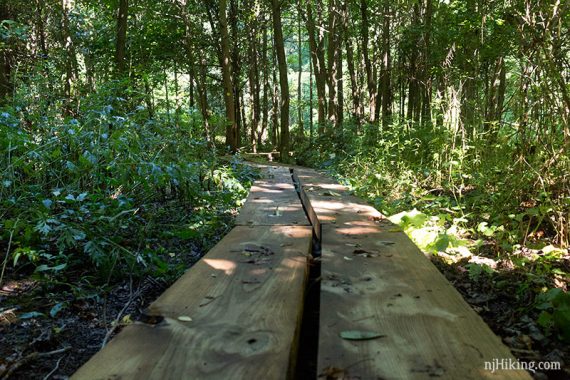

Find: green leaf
<box><xmin>20</xmin><ymin>311</ymin><xmax>46</xmax><ymax>320</ymax></box>
<box><xmin>537</xmin><ymin>311</ymin><xmax>553</xmax><ymax>329</ymax></box>
<box><xmin>339</xmin><ymin>330</ymin><xmax>386</xmax><ymax>341</ymax></box>
<box><xmin>322</xmin><ymin>191</ymin><xmax>341</xmax><ymax>197</ymax></box>
<box><xmin>36</xmin><ymin>263</ymin><xmax>67</xmax><ymax>272</ymax></box>
<box><xmin>50</xmin><ymin>303</ymin><xmax>66</xmax><ymax>318</ymax></box>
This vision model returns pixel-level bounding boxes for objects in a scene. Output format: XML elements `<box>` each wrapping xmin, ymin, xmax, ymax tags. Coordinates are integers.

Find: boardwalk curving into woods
<box><xmin>72</xmin><ymin>165</ymin><xmax>531</xmax><ymax>380</ymax></box>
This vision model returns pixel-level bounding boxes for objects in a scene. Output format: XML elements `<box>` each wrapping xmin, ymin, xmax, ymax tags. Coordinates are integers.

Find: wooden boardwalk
<box><xmin>73</xmin><ymin>165</ymin><xmax>531</xmax><ymax>380</ymax></box>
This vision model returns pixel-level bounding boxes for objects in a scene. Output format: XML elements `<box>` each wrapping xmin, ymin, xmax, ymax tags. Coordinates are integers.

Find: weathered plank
<box><xmin>72</xmin><ymin>225</ymin><xmax>312</xmax><ymax>380</ymax></box>
<box><xmin>293</xmin><ymin>168</ymin><xmax>531</xmax><ymax>379</ymax></box>
<box><xmin>294</xmin><ymin>168</ymin><xmax>383</xmax><ymax>229</ymax></box>
<box><xmin>317</xmin><ymin>223</ymin><xmax>530</xmax><ymax>379</ymax></box>
<box><xmin>236</xmin><ymin>166</ymin><xmax>309</xmax><ymax>226</ymax></box>
<box><xmin>243</xmin><ymin>151</ymin><xmax>280</xmax><ymax>162</ymax></box>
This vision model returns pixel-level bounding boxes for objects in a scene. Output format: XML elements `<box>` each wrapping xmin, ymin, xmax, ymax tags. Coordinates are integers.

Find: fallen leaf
<box><xmin>339</xmin><ymin>330</ymin><xmax>386</xmax><ymax>340</ymax></box>
<box><xmin>353</xmin><ymin>248</ymin><xmax>379</xmax><ymax>258</ymax></box>
<box><xmin>319</xmin><ymin>366</ymin><xmax>347</xmax><ymax>379</ymax></box>
<box><xmin>269</xmin><ymin>207</ymin><xmax>282</xmax><ymax>217</ymax></box>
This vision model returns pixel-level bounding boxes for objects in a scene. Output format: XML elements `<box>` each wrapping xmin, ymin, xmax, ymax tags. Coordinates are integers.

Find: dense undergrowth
<box><xmin>297</xmin><ymin>121</ymin><xmax>570</xmax><ymax>344</ymax></box>
<box><xmin>0</xmin><ymin>91</ymin><xmax>258</xmax><ymax>295</ymax></box>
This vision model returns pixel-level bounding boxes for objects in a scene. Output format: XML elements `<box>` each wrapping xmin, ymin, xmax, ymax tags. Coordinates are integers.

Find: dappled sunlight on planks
<box><xmin>293</xmin><ymin>167</ymin><xmax>531</xmax><ymax>380</ymax></box>
<box><xmin>73</xmin><ymin>164</ymin><xmax>312</xmax><ymax>380</ymax></box>
<box><xmin>236</xmin><ymin>167</ymin><xmax>309</xmax><ymax>226</ymax></box>
<box><xmin>73</xmin><ymin>226</ymin><xmax>312</xmax><ymax>380</ymax></box>
<box><xmin>203</xmin><ymin>258</ymin><xmax>237</xmax><ymax>275</ymax></box>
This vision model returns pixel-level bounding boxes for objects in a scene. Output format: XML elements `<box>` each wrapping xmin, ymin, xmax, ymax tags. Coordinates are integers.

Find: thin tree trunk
<box><xmin>304</xmin><ymin>0</ymin><xmax>327</xmax><ymax>128</ymax></box>
<box><xmin>197</xmin><ymin>53</ymin><xmax>212</xmax><ymax>144</ymax></box>
<box><xmin>61</xmin><ymin>0</ymin><xmax>78</xmax><ymax>115</ymax></box>
<box><xmin>326</xmin><ymin>0</ymin><xmax>338</xmax><ymax>126</ymax></box>
<box><xmin>181</xmin><ymin>0</ymin><xmax>195</xmax><ymax>110</ymax></box>
<box><xmin>346</xmin><ymin>37</ymin><xmax>361</xmax><ymax>124</ymax></box>
<box><xmin>260</xmin><ymin>23</ymin><xmax>269</xmax><ymax>147</ymax></box>
<box><xmin>0</xmin><ymin>3</ymin><xmax>13</xmax><ymax>103</ymax></box>
<box><xmin>309</xmin><ymin>47</ymin><xmax>314</xmax><ymax>143</ymax></box>
<box><xmin>420</xmin><ymin>0</ymin><xmax>433</xmax><ymax>125</ymax></box>
<box><xmin>407</xmin><ymin>1</ymin><xmax>421</xmax><ymax>123</ymax></box>
<box><xmin>272</xmin><ymin>0</ymin><xmax>290</xmax><ymax>159</ymax></box>
<box><xmin>229</xmin><ymin>0</ymin><xmax>241</xmax><ymax>149</ymax></box>
<box><xmin>115</xmin><ymin>0</ymin><xmax>128</xmax><ymax>75</ymax></box>
<box><xmin>271</xmin><ymin>38</ymin><xmax>279</xmax><ymax>148</ymax></box>
<box><xmin>360</xmin><ymin>0</ymin><xmax>377</xmax><ymax>123</ymax></box>
<box><xmin>247</xmin><ymin>2</ymin><xmax>260</xmax><ymax>152</ymax></box>
<box><xmin>494</xmin><ymin>57</ymin><xmax>506</xmax><ymax>123</ymax></box>
<box><xmin>164</xmin><ymin>67</ymin><xmax>171</xmax><ymax>124</ymax></box>
<box><xmin>297</xmin><ymin>7</ymin><xmax>304</xmax><ymax>139</ymax></box>
<box><xmin>218</xmin><ymin>0</ymin><xmax>238</xmax><ymax>151</ymax></box>
<box><xmin>143</xmin><ymin>74</ymin><xmax>154</xmax><ymax>118</ymax></box>
<box><xmin>36</xmin><ymin>0</ymin><xmax>48</xmax><ymax>59</ymax></box>
<box><xmin>174</xmin><ymin>66</ymin><xmax>181</xmax><ymax>127</ymax></box>
<box><xmin>380</xmin><ymin>0</ymin><xmax>392</xmax><ymax>129</ymax></box>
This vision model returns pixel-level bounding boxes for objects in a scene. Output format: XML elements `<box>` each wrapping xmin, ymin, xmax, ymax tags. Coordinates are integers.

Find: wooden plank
<box><xmin>73</xmin><ymin>225</ymin><xmax>312</xmax><ymax>380</ymax></box>
<box><xmin>317</xmin><ymin>223</ymin><xmax>531</xmax><ymax>379</ymax></box>
<box><xmin>291</xmin><ymin>169</ymin><xmax>531</xmax><ymax>379</ymax></box>
<box><xmin>294</xmin><ymin>168</ymin><xmax>383</xmax><ymax>229</ymax></box>
<box><xmin>236</xmin><ymin>166</ymin><xmax>309</xmax><ymax>226</ymax></box>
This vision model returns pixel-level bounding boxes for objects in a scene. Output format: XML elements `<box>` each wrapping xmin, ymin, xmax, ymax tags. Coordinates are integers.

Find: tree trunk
<box><xmin>0</xmin><ymin>3</ymin><xmax>13</xmax><ymax>103</ymax></box>
<box><xmin>309</xmin><ymin>47</ymin><xmax>314</xmax><ymax>143</ymax></box>
<box><xmin>297</xmin><ymin>7</ymin><xmax>304</xmax><ymax>140</ymax></box>
<box><xmin>494</xmin><ymin>57</ymin><xmax>506</xmax><ymax>123</ymax></box>
<box><xmin>218</xmin><ymin>0</ymin><xmax>238</xmax><ymax>151</ymax></box>
<box><xmin>261</xmin><ymin>23</ymin><xmax>269</xmax><ymax>147</ymax></box>
<box><xmin>36</xmin><ymin>0</ymin><xmax>48</xmax><ymax>59</ymax></box>
<box><xmin>197</xmin><ymin>53</ymin><xmax>212</xmax><ymax>144</ymax></box>
<box><xmin>272</xmin><ymin>0</ymin><xmax>290</xmax><ymax>160</ymax></box>
<box><xmin>304</xmin><ymin>0</ymin><xmax>327</xmax><ymax>128</ymax></box>
<box><xmin>271</xmin><ymin>38</ymin><xmax>279</xmax><ymax>148</ymax></box>
<box><xmin>360</xmin><ymin>0</ymin><xmax>377</xmax><ymax>123</ymax></box>
<box><xmin>229</xmin><ymin>0</ymin><xmax>241</xmax><ymax>149</ymax></box>
<box><xmin>327</xmin><ymin>0</ymin><xmax>338</xmax><ymax>125</ymax></box>
<box><xmin>346</xmin><ymin>37</ymin><xmax>361</xmax><ymax>124</ymax></box>
<box><xmin>420</xmin><ymin>0</ymin><xmax>433</xmax><ymax>125</ymax></box>
<box><xmin>181</xmin><ymin>0</ymin><xmax>195</xmax><ymax>110</ymax></box>
<box><xmin>61</xmin><ymin>0</ymin><xmax>79</xmax><ymax>115</ymax></box>
<box><xmin>407</xmin><ymin>1</ymin><xmax>421</xmax><ymax>123</ymax></box>
<box><xmin>115</xmin><ymin>0</ymin><xmax>128</xmax><ymax>75</ymax></box>
<box><xmin>143</xmin><ymin>74</ymin><xmax>154</xmax><ymax>118</ymax></box>
<box><xmin>337</xmin><ymin>0</ymin><xmax>347</xmax><ymax>126</ymax></box>
<box><xmin>247</xmin><ymin>3</ymin><xmax>260</xmax><ymax>152</ymax></box>
<box><xmin>380</xmin><ymin>0</ymin><xmax>392</xmax><ymax>129</ymax></box>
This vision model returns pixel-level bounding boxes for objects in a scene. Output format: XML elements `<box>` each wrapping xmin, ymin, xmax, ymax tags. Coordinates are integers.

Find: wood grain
<box><xmin>236</xmin><ymin>166</ymin><xmax>309</xmax><ymax>226</ymax></box>
<box><xmin>72</xmin><ymin>225</ymin><xmax>312</xmax><ymax>380</ymax></box>
<box><xmin>295</xmin><ymin>168</ymin><xmax>384</xmax><ymax>227</ymax></box>
<box><xmin>293</xmin><ymin>168</ymin><xmax>531</xmax><ymax>379</ymax></box>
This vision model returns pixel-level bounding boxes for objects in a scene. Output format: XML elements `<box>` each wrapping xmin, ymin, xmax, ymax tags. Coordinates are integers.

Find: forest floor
<box><xmin>431</xmin><ymin>251</ymin><xmax>570</xmax><ymax>380</ymax></box>
<box><xmin>0</xmin><ymin>223</ymin><xmax>226</xmax><ymax>379</ymax></box>
<box><xmin>1</xmin><ymin>162</ymin><xmax>569</xmax><ymax>379</ymax></box>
